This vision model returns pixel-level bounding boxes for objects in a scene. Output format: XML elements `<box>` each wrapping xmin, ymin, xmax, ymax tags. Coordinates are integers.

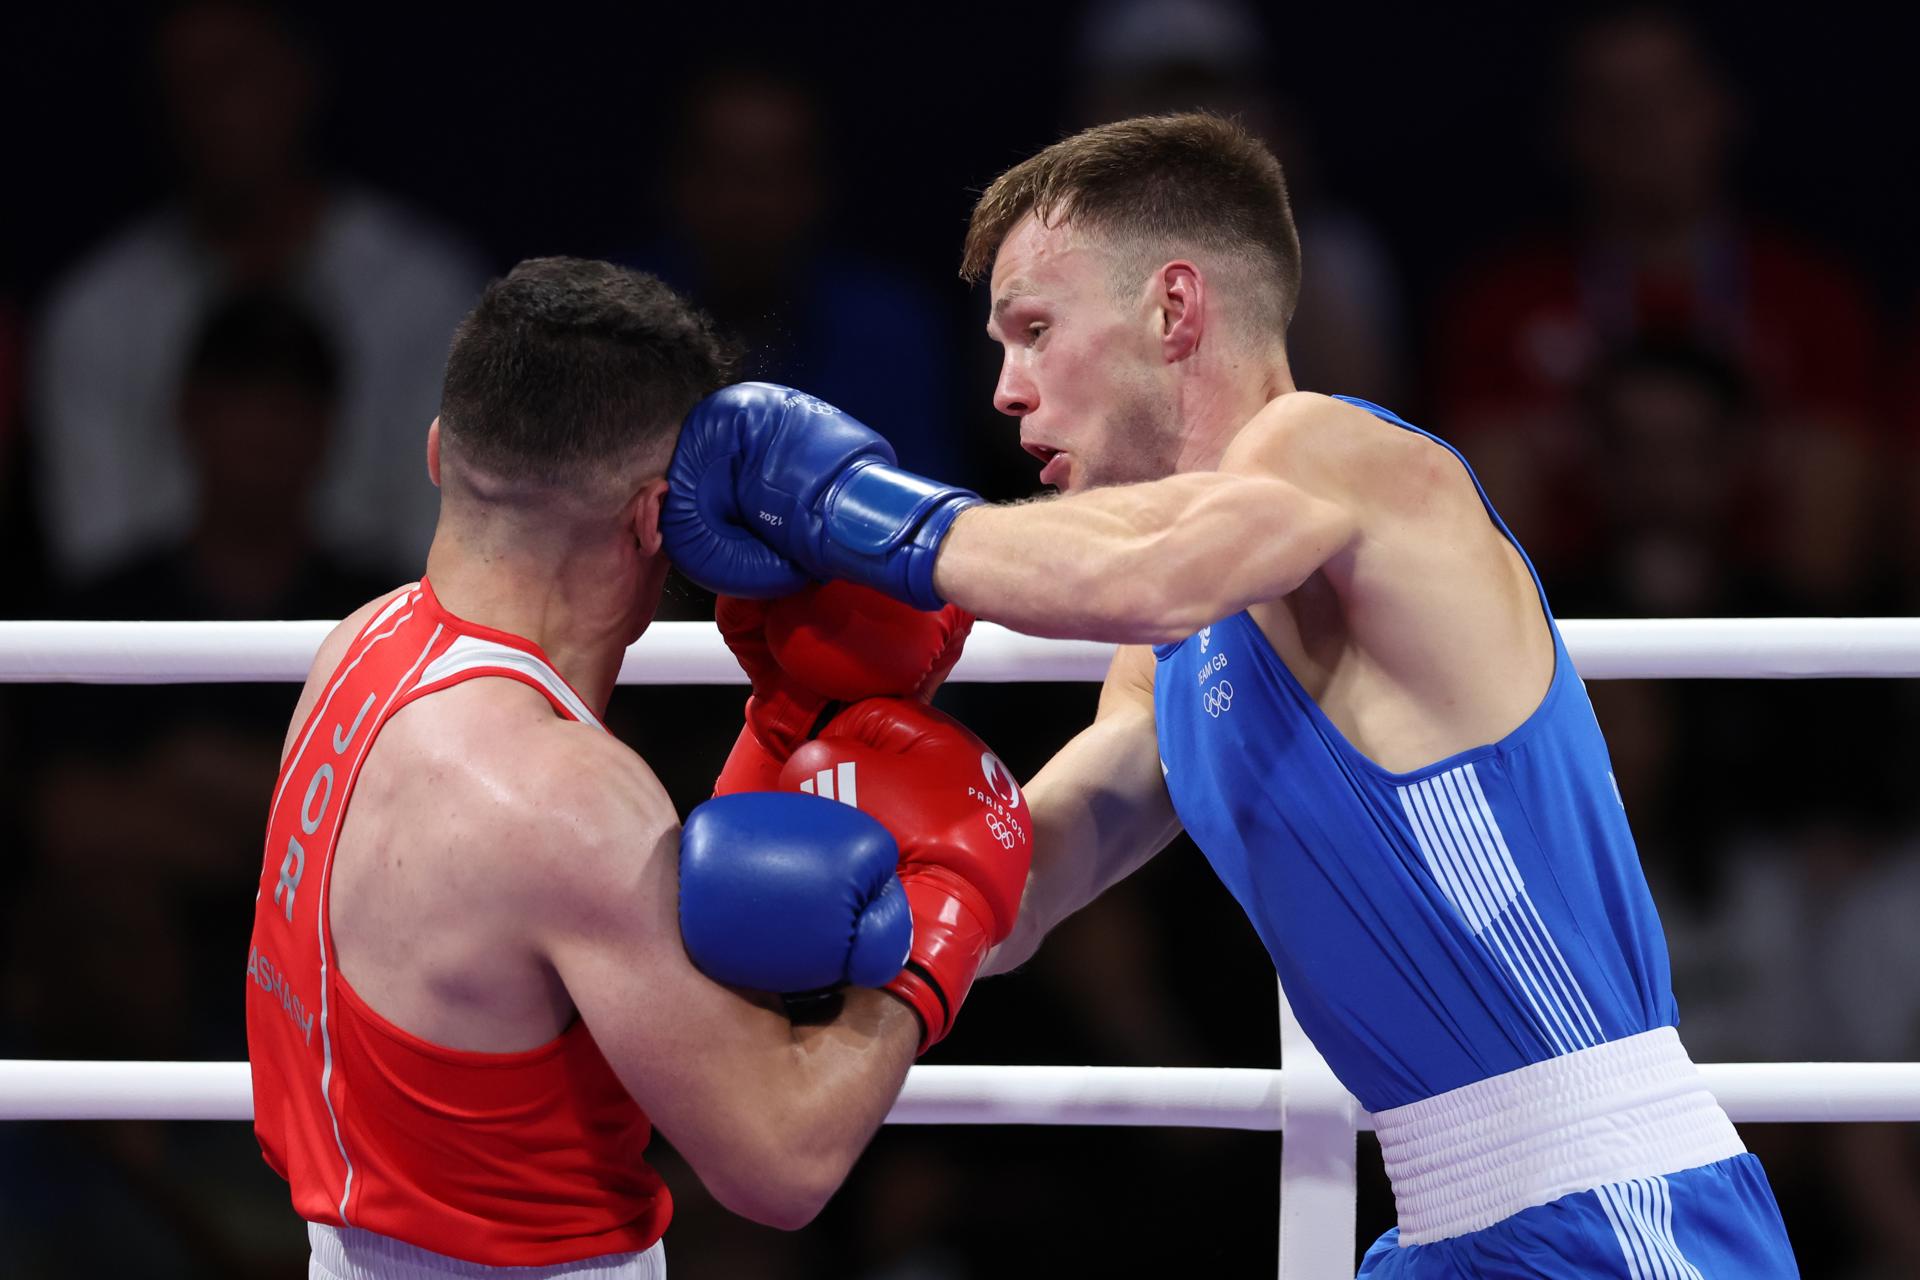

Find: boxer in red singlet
<box><xmin>244</xmin><ymin>258</ymin><xmax>1029</xmax><ymax>1279</ymax></box>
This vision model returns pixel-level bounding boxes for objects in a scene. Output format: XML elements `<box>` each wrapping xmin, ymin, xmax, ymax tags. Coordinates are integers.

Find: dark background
<box><xmin>3</xmin><ymin>2</ymin><xmax>1920</xmax><ymax>1277</ymax></box>
<box><xmin>8</xmin><ymin>5</ymin><xmax>1920</xmax><ymax>310</ymax></box>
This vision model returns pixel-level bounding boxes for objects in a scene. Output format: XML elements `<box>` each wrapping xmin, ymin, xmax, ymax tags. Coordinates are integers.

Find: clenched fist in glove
<box><xmin>661</xmin><ymin>382</ymin><xmax>980</xmax><ymax>609</ymax></box>
<box><xmin>712</xmin><ymin>580</ymin><xmax>970</xmax><ymax>794</ymax></box>
<box><xmin>781</xmin><ymin>698</ymin><xmax>1031</xmax><ymax>1054</ymax></box>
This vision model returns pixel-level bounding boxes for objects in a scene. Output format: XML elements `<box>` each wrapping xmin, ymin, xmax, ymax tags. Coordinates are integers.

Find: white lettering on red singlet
<box><xmin>248</xmin><ymin>944</ymin><xmax>315</xmax><ymax>1044</ymax></box>
<box><xmin>274</xmin><ymin>835</ymin><xmax>307</xmax><ymax>923</ymax></box>
<box><xmin>274</xmin><ymin>691</ymin><xmax>377</xmax><ymax>924</ymax></box>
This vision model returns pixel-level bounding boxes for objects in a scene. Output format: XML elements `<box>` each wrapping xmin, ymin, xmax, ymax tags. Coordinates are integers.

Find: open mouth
<box><xmin>1024</xmin><ymin>443</ymin><xmax>1070</xmax><ymax>487</ymax></box>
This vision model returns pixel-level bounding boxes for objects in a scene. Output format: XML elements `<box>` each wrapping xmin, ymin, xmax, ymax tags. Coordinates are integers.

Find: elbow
<box><xmin>1102</xmin><ymin>518</ymin><xmax>1257</xmax><ymax>644</ymax></box>
<box><xmin>1097</xmin><ymin>483</ymin><xmax>1352</xmax><ymax>643</ymax></box>
<box><xmin>703</xmin><ymin>1146</ymin><xmax>849</xmax><ymax>1232</ymax></box>
<box><xmin>718</xmin><ymin>1188</ymin><xmax>830</xmax><ymax>1233</ymax></box>
<box><xmin>1143</xmin><ymin>600</ymin><xmax>1219</xmax><ymax>647</ymax></box>
<box><xmin>1099</xmin><ymin>565</ymin><xmax>1220</xmax><ymax>645</ymax></box>
<box><xmin>1071</xmin><ymin>556</ymin><xmax>1183</xmax><ymax>644</ymax></box>
<box><xmin>1116</xmin><ymin>534</ymin><xmax>1329</xmax><ymax>644</ymax></box>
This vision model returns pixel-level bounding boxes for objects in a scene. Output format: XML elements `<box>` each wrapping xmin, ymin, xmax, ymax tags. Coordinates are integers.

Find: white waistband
<box><xmin>308</xmin><ymin>1224</ymin><xmax>666</xmax><ymax>1280</ymax></box>
<box><xmin>1370</xmin><ymin>1027</ymin><xmax>1745</xmax><ymax>1244</ymax></box>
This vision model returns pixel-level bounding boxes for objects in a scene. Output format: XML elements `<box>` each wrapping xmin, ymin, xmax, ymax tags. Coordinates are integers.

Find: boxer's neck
<box><xmin>424</xmin><ymin>525</ymin><xmax>661</xmax><ymax>715</ymax></box>
<box><xmin>1172</xmin><ymin>350</ymin><xmax>1296</xmax><ymax>476</ymax></box>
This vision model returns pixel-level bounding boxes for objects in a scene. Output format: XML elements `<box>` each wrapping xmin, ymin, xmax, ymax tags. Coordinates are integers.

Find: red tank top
<box><xmin>245</xmin><ymin>579</ymin><xmax>670</xmax><ymax>1264</ymax></box>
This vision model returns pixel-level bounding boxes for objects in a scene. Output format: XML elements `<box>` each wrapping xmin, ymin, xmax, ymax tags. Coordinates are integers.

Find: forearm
<box><xmin>985</xmin><ymin>781</ymin><xmax>1099</xmax><ymax>974</ymax></box>
<box><xmin>786</xmin><ymin>989</ymin><xmax>919</xmax><ymax>1136</ymax></box>
<box><xmin>932</xmin><ymin>474</ymin><xmax>1346</xmax><ymax>643</ymax></box>
<box><xmin>933</xmin><ymin>481</ymin><xmax>1206</xmax><ymax>643</ymax></box>
<box><xmin>578</xmin><ymin>817</ymin><xmax>924</xmax><ymax>1231</ymax></box>
<box><xmin>982</xmin><ymin>809</ymin><xmax>1095</xmax><ymax>975</ymax></box>
<box><xmin>984</xmin><ymin>798</ymin><xmax>1157</xmax><ymax>976</ymax></box>
<box><xmin>734</xmin><ymin>990</ymin><xmax>919</xmax><ymax>1227</ymax></box>
<box><xmin>981</xmin><ymin>709</ymin><xmax>1180</xmax><ymax>976</ymax></box>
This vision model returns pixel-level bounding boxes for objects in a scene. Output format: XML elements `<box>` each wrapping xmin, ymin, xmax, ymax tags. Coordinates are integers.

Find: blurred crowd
<box><xmin>2</xmin><ymin>1</ymin><xmax>1918</xmax><ymax>1276</ymax></box>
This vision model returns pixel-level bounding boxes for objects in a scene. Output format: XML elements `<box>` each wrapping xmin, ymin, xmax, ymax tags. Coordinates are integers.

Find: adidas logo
<box><xmin>799</xmin><ymin>761</ymin><xmax>859</xmax><ymax>808</ymax></box>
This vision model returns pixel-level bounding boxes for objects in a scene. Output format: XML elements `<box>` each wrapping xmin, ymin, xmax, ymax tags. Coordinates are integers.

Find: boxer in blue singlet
<box><xmin>660</xmin><ymin>112</ymin><xmax>1800</xmax><ymax>1276</ymax></box>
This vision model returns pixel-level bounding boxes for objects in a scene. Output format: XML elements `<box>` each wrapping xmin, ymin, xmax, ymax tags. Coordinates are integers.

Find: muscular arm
<box><xmin>533</xmin><ymin>743</ymin><xmax>920</xmax><ymax>1230</ymax></box>
<box><xmin>982</xmin><ymin>644</ymin><xmax>1181</xmax><ymax>976</ymax></box>
<box><xmin>932</xmin><ymin>455</ymin><xmax>1353</xmax><ymax>645</ymax></box>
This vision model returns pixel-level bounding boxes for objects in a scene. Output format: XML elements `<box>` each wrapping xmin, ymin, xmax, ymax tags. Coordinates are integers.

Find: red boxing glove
<box><xmin>765</xmin><ymin>580</ymin><xmax>971</xmax><ymax>703</ymax></box>
<box><xmin>778</xmin><ymin>697</ymin><xmax>1031</xmax><ymax>1054</ymax></box>
<box><xmin>713</xmin><ymin>582</ymin><xmax>972</xmax><ymax>796</ymax></box>
<box><xmin>713</xmin><ymin>595</ymin><xmax>813</xmax><ymax>795</ymax></box>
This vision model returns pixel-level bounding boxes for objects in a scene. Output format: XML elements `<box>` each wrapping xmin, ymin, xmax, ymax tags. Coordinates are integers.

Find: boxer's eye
<box><xmin>1026</xmin><ymin>323</ymin><xmax>1048</xmax><ymax>346</ymax></box>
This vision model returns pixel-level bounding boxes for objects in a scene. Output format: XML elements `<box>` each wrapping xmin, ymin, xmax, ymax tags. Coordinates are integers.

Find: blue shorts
<box><xmin>1357</xmin><ymin>1154</ymin><xmax>1796</xmax><ymax>1279</ymax></box>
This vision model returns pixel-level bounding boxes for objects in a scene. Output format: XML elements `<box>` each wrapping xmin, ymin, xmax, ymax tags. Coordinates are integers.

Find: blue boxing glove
<box><xmin>678</xmin><ymin>790</ymin><xmax>911</xmax><ymax>994</ymax></box>
<box><xmin>662</xmin><ymin>382</ymin><xmax>981</xmax><ymax>610</ymax></box>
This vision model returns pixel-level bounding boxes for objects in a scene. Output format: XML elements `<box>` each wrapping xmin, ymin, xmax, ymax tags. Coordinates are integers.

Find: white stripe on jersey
<box><xmin>357</xmin><ymin>586</ymin><xmax>418</xmax><ymax>643</ymax></box>
<box><xmin>415</xmin><ymin>634</ymin><xmax>601</xmax><ymax>729</ymax></box>
<box><xmin>315</xmin><ymin>622</ymin><xmax>444</xmax><ymax>1224</ymax></box>
<box><xmin>1398</xmin><ymin>761</ymin><xmax>1603</xmax><ymax>1054</ymax></box>
<box><xmin>1595</xmin><ymin>1176</ymin><xmax>1705</xmax><ymax>1280</ymax></box>
<box><xmin>270</xmin><ymin>599</ymin><xmax>420</xmax><ymax>854</ymax></box>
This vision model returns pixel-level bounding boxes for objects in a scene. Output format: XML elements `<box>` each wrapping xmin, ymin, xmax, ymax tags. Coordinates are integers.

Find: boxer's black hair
<box><xmin>439</xmin><ymin>257</ymin><xmax>732</xmax><ymax>488</ymax></box>
<box><xmin>962</xmin><ymin>112</ymin><xmax>1301</xmax><ymax>333</ymax></box>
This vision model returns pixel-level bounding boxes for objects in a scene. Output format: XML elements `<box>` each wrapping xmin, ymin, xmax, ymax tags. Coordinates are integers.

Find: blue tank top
<box><xmin>1152</xmin><ymin>396</ymin><xmax>1678</xmax><ymax>1113</ymax></box>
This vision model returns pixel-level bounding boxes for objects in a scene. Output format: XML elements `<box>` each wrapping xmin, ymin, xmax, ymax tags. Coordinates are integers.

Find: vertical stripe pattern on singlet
<box><xmin>1396</xmin><ymin>762</ymin><xmax>1605</xmax><ymax>1054</ymax></box>
<box><xmin>1595</xmin><ymin>1176</ymin><xmax>1706</xmax><ymax>1280</ymax></box>
<box><xmin>315</xmin><ymin>609</ymin><xmax>442</xmax><ymax>1221</ymax></box>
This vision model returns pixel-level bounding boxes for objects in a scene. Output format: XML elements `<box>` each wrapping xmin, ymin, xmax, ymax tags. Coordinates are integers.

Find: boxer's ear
<box><xmin>1156</xmin><ymin>262</ymin><xmax>1205</xmax><ymax>363</ymax></box>
<box><xmin>634</xmin><ymin>477</ymin><xmax>670</xmax><ymax>556</ymax></box>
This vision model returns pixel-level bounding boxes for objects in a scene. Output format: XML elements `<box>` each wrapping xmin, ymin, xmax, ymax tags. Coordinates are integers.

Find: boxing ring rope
<box><xmin>7</xmin><ymin>1058</ymin><xmax>1920</xmax><ymax>1126</ymax></box>
<box><xmin>3</xmin><ymin>616</ymin><xmax>1920</xmax><ymax>683</ymax></box>
<box><xmin>3</xmin><ymin>615</ymin><xmax>1918</xmax><ymax>1277</ymax></box>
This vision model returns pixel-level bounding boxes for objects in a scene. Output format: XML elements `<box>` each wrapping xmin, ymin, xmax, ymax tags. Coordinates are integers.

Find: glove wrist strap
<box><xmin>883</xmin><ymin>964</ymin><xmax>948</xmax><ymax>1056</ymax></box>
<box><xmin>821</xmin><ymin>462</ymin><xmax>981</xmax><ymax>610</ymax></box>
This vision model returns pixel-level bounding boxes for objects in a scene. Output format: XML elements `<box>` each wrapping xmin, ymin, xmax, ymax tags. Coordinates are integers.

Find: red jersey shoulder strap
<box><xmin>401</xmin><ymin>633</ymin><xmax>605</xmax><ymax>730</ymax></box>
<box><xmin>384</xmin><ymin>581</ymin><xmax>604</xmax><ymax>731</ymax></box>
<box><xmin>352</xmin><ymin>584</ymin><xmax>422</xmax><ymax>643</ymax></box>
<box><xmin>272</xmin><ymin>587</ymin><xmax>435</xmax><ymax>828</ymax></box>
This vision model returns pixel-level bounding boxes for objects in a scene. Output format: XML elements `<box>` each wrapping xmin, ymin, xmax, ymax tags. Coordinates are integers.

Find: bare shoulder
<box><xmin>281</xmin><ymin>584</ymin><xmax>419</xmax><ymax>760</ymax></box>
<box><xmin>330</xmin><ymin>682</ymin><xmax>685</xmax><ymax>1044</ymax></box>
<box><xmin>450</xmin><ymin>709</ymin><xmax>680</xmax><ymax>930</ymax></box>
<box><xmin>1227</xmin><ymin>393</ymin><xmax>1477</xmax><ymax>521</ymax></box>
<box><xmin>1218</xmin><ymin>391</ymin><xmax>1351</xmax><ymax>474</ymax></box>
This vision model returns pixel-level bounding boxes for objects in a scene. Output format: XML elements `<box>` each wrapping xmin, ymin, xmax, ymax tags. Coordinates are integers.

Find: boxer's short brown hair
<box><xmin>440</xmin><ymin>257</ymin><xmax>731</xmax><ymax>487</ymax></box>
<box><xmin>962</xmin><ymin>112</ymin><xmax>1301</xmax><ymax>332</ymax></box>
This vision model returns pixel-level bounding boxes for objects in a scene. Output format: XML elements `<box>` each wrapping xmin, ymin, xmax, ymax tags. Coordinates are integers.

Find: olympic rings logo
<box><xmin>984</xmin><ymin>812</ymin><xmax>1020</xmax><ymax>849</ymax></box>
<box><xmin>1203</xmin><ymin>680</ymin><xmax>1234</xmax><ymax>718</ymax></box>
<box><xmin>788</xmin><ymin>390</ymin><xmax>842</xmax><ymax>416</ymax></box>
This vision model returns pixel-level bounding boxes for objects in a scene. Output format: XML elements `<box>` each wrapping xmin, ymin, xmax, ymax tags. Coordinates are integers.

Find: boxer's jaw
<box><xmin>987</xmin><ymin>214</ymin><xmax>1177</xmax><ymax>495</ymax></box>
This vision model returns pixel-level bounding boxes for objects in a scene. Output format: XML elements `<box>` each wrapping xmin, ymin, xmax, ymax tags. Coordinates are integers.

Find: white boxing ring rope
<box><xmin>7</xmin><ymin>1059</ymin><xmax>1920</xmax><ymax>1127</ymax></box>
<box><xmin>4</xmin><ymin>616</ymin><xmax>1920</xmax><ymax>684</ymax></box>
<box><xmin>3</xmin><ymin>617</ymin><xmax>1918</xmax><ymax>1279</ymax></box>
